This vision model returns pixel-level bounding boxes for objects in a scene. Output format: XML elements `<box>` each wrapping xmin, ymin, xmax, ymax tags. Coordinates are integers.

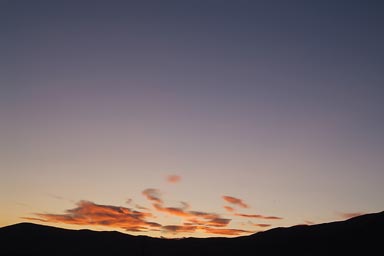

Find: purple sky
<box><xmin>1</xmin><ymin>0</ymin><xmax>383</xmax><ymax>238</ymax></box>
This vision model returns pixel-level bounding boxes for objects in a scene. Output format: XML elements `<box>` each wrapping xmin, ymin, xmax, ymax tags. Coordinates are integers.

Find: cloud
<box><xmin>151</xmin><ymin>198</ymin><xmax>233</xmax><ymax>229</ymax></box>
<box><xmin>23</xmin><ymin>200</ymin><xmax>161</xmax><ymax>232</ymax></box>
<box><xmin>234</xmin><ymin>213</ymin><xmax>282</xmax><ymax>220</ymax></box>
<box><xmin>222</xmin><ymin>196</ymin><xmax>249</xmax><ymax>208</ymax></box>
<box><xmin>153</xmin><ymin>204</ymin><xmax>230</xmax><ymax>227</ymax></box>
<box><xmin>224</xmin><ymin>206</ymin><xmax>235</xmax><ymax>212</ymax></box>
<box><xmin>161</xmin><ymin>224</ymin><xmax>251</xmax><ymax>236</ymax></box>
<box><xmin>24</xmin><ymin>188</ymin><xmax>283</xmax><ymax>237</ymax></box>
<box><xmin>154</xmin><ymin>204</ymin><xmax>192</xmax><ymax>218</ymax></box>
<box><xmin>201</xmin><ymin>227</ymin><xmax>253</xmax><ymax>236</ymax></box>
<box><xmin>162</xmin><ymin>225</ymin><xmax>197</xmax><ymax>234</ymax></box>
<box><xmin>186</xmin><ymin>217</ymin><xmax>231</xmax><ymax>227</ymax></box>
<box><xmin>252</xmin><ymin>223</ymin><xmax>271</xmax><ymax>228</ymax></box>
<box><xmin>166</xmin><ymin>175</ymin><xmax>181</xmax><ymax>183</ymax></box>
<box><xmin>142</xmin><ymin>188</ymin><xmax>163</xmax><ymax>204</ymax></box>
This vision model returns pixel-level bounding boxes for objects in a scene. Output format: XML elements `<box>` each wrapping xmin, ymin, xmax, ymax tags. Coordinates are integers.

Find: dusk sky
<box><xmin>1</xmin><ymin>0</ymin><xmax>383</xmax><ymax>238</ymax></box>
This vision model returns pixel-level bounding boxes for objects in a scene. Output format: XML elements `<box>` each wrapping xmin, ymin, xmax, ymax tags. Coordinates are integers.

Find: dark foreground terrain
<box><xmin>1</xmin><ymin>211</ymin><xmax>383</xmax><ymax>256</ymax></box>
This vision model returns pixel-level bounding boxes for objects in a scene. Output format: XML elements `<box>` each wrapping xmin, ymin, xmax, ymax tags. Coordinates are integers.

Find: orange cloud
<box><xmin>202</xmin><ymin>227</ymin><xmax>253</xmax><ymax>236</ymax></box>
<box><xmin>23</xmin><ymin>200</ymin><xmax>161</xmax><ymax>232</ymax></box>
<box><xmin>166</xmin><ymin>175</ymin><xmax>181</xmax><ymax>183</ymax></box>
<box><xmin>222</xmin><ymin>196</ymin><xmax>249</xmax><ymax>208</ymax></box>
<box><xmin>154</xmin><ymin>204</ymin><xmax>192</xmax><ymax>218</ymax></box>
<box><xmin>153</xmin><ymin>203</ymin><xmax>229</xmax><ymax>226</ymax></box>
<box><xmin>235</xmin><ymin>213</ymin><xmax>282</xmax><ymax>220</ymax></box>
<box><xmin>224</xmin><ymin>206</ymin><xmax>235</xmax><ymax>212</ymax></box>
<box><xmin>24</xmin><ymin>189</ymin><xmax>281</xmax><ymax>237</ymax></box>
<box><xmin>142</xmin><ymin>188</ymin><xmax>163</xmax><ymax>204</ymax></box>
<box><xmin>161</xmin><ymin>224</ymin><xmax>251</xmax><ymax>236</ymax></box>
<box><xmin>152</xmin><ymin>200</ymin><xmax>233</xmax><ymax>230</ymax></box>
<box><xmin>252</xmin><ymin>223</ymin><xmax>271</xmax><ymax>227</ymax></box>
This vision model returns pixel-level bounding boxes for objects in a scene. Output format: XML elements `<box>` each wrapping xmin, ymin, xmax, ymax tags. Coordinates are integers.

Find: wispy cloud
<box><xmin>224</xmin><ymin>206</ymin><xmax>235</xmax><ymax>212</ymax></box>
<box><xmin>185</xmin><ymin>217</ymin><xmax>231</xmax><ymax>227</ymax></box>
<box><xmin>251</xmin><ymin>223</ymin><xmax>272</xmax><ymax>228</ymax></box>
<box><xmin>153</xmin><ymin>203</ymin><xmax>231</xmax><ymax>228</ymax></box>
<box><xmin>23</xmin><ymin>200</ymin><xmax>161</xmax><ymax>232</ymax></box>
<box><xmin>166</xmin><ymin>175</ymin><xmax>181</xmax><ymax>183</ymax></box>
<box><xmin>161</xmin><ymin>224</ymin><xmax>251</xmax><ymax>236</ymax></box>
<box><xmin>142</xmin><ymin>188</ymin><xmax>163</xmax><ymax>204</ymax></box>
<box><xmin>162</xmin><ymin>225</ymin><xmax>197</xmax><ymax>234</ymax></box>
<box><xmin>222</xmin><ymin>196</ymin><xmax>249</xmax><ymax>208</ymax></box>
<box><xmin>234</xmin><ymin>213</ymin><xmax>282</xmax><ymax>220</ymax></box>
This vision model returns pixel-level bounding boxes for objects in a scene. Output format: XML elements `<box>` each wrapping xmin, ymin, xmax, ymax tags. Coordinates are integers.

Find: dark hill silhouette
<box><xmin>1</xmin><ymin>211</ymin><xmax>383</xmax><ymax>256</ymax></box>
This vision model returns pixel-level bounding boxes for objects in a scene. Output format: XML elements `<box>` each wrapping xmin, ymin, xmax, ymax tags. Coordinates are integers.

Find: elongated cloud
<box><xmin>161</xmin><ymin>224</ymin><xmax>251</xmax><ymax>236</ymax></box>
<box><xmin>23</xmin><ymin>200</ymin><xmax>161</xmax><ymax>232</ymax></box>
<box><xmin>222</xmin><ymin>196</ymin><xmax>249</xmax><ymax>208</ymax></box>
<box><xmin>252</xmin><ymin>223</ymin><xmax>272</xmax><ymax>227</ymax></box>
<box><xmin>142</xmin><ymin>188</ymin><xmax>163</xmax><ymax>204</ymax></box>
<box><xmin>202</xmin><ymin>227</ymin><xmax>253</xmax><ymax>236</ymax></box>
<box><xmin>186</xmin><ymin>217</ymin><xmax>231</xmax><ymax>227</ymax></box>
<box><xmin>166</xmin><ymin>175</ymin><xmax>181</xmax><ymax>183</ymax></box>
<box><xmin>162</xmin><ymin>225</ymin><xmax>197</xmax><ymax>233</ymax></box>
<box><xmin>235</xmin><ymin>213</ymin><xmax>282</xmax><ymax>220</ymax></box>
<box><xmin>224</xmin><ymin>206</ymin><xmax>235</xmax><ymax>212</ymax></box>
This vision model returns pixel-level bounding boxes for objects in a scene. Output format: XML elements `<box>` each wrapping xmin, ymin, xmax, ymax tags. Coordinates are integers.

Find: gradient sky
<box><xmin>1</xmin><ymin>0</ymin><xmax>383</xmax><ymax>238</ymax></box>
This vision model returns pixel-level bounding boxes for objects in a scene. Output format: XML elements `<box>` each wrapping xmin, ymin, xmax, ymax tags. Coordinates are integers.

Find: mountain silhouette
<box><xmin>1</xmin><ymin>211</ymin><xmax>383</xmax><ymax>255</ymax></box>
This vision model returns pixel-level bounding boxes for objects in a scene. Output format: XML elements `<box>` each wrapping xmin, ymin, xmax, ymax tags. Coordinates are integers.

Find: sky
<box><xmin>1</xmin><ymin>0</ymin><xmax>383</xmax><ymax>238</ymax></box>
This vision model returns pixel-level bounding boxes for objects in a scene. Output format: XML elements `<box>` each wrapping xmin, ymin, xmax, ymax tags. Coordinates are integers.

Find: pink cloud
<box><xmin>222</xmin><ymin>196</ymin><xmax>249</xmax><ymax>208</ymax></box>
<box><xmin>166</xmin><ymin>175</ymin><xmax>181</xmax><ymax>183</ymax></box>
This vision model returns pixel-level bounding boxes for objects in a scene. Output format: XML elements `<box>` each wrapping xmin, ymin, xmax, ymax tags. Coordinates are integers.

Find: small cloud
<box><xmin>154</xmin><ymin>204</ymin><xmax>191</xmax><ymax>218</ymax></box>
<box><xmin>166</xmin><ymin>175</ymin><xmax>181</xmax><ymax>183</ymax></box>
<box><xmin>234</xmin><ymin>213</ymin><xmax>282</xmax><ymax>220</ymax></box>
<box><xmin>224</xmin><ymin>206</ymin><xmax>235</xmax><ymax>212</ymax></box>
<box><xmin>252</xmin><ymin>223</ymin><xmax>271</xmax><ymax>228</ymax></box>
<box><xmin>142</xmin><ymin>188</ymin><xmax>163</xmax><ymax>205</ymax></box>
<box><xmin>222</xmin><ymin>196</ymin><xmax>249</xmax><ymax>208</ymax></box>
